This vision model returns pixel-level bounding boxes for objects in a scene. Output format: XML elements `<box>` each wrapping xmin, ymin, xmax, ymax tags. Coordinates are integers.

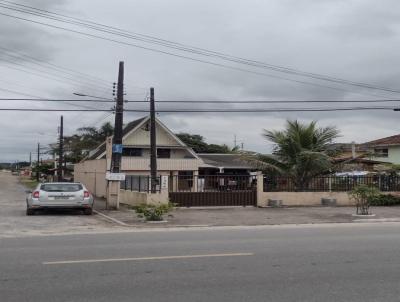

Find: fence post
<box><xmin>328</xmin><ymin>176</ymin><xmax>332</xmax><ymax>193</ymax></box>
<box><xmin>256</xmin><ymin>171</ymin><xmax>264</xmax><ymax>207</ymax></box>
<box><xmin>378</xmin><ymin>175</ymin><xmax>382</xmax><ymax>191</ymax></box>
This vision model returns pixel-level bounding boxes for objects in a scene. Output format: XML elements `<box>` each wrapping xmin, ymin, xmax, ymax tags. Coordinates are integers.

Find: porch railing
<box><xmin>120</xmin><ymin>175</ymin><xmax>161</xmax><ymax>193</ymax></box>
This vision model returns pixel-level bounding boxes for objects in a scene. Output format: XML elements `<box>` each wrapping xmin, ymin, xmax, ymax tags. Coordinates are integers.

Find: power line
<box><xmin>0</xmin><ymin>107</ymin><xmax>398</xmax><ymax>112</ymax></box>
<box><xmin>0</xmin><ymin>53</ymin><xmax>112</xmax><ymax>94</ymax></box>
<box><xmin>0</xmin><ymin>1</ymin><xmax>398</xmax><ymax>95</ymax></box>
<box><xmin>1</xmin><ymin>97</ymin><xmax>400</xmax><ymax>104</ymax></box>
<box><xmin>0</xmin><ymin>46</ymin><xmax>111</xmax><ymax>86</ymax></box>
<box><xmin>0</xmin><ymin>6</ymin><xmax>396</xmax><ymax>98</ymax></box>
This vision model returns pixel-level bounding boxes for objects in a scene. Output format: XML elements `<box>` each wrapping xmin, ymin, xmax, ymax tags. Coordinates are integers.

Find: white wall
<box><xmin>74</xmin><ymin>159</ymin><xmax>107</xmax><ymax>197</ymax></box>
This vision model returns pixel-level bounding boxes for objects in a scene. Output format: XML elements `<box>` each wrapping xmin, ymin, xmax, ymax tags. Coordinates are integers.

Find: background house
<box><xmin>363</xmin><ymin>134</ymin><xmax>400</xmax><ymax>165</ymax></box>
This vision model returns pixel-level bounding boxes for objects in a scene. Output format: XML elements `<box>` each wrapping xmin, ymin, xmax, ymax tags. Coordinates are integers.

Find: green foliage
<box><xmin>369</xmin><ymin>194</ymin><xmax>400</xmax><ymax>206</ymax></box>
<box><xmin>254</xmin><ymin>120</ymin><xmax>339</xmax><ymax>190</ymax></box>
<box><xmin>176</xmin><ymin>133</ymin><xmax>239</xmax><ymax>153</ymax></box>
<box><xmin>135</xmin><ymin>203</ymin><xmax>174</xmax><ymax>221</ymax></box>
<box><xmin>349</xmin><ymin>185</ymin><xmax>380</xmax><ymax>215</ymax></box>
<box><xmin>51</xmin><ymin>122</ymin><xmax>114</xmax><ymax>163</ymax></box>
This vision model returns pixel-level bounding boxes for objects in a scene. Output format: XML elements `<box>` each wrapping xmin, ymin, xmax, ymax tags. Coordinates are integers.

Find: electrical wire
<box><xmin>0</xmin><ymin>107</ymin><xmax>398</xmax><ymax>112</ymax></box>
<box><xmin>0</xmin><ymin>6</ymin><xmax>396</xmax><ymax>98</ymax></box>
<box><xmin>1</xmin><ymin>98</ymin><xmax>400</xmax><ymax>104</ymax></box>
<box><xmin>0</xmin><ymin>1</ymin><xmax>398</xmax><ymax>95</ymax></box>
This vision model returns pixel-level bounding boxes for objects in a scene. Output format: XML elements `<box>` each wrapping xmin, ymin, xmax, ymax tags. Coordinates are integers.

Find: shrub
<box><xmin>349</xmin><ymin>185</ymin><xmax>380</xmax><ymax>215</ymax></box>
<box><xmin>369</xmin><ymin>194</ymin><xmax>400</xmax><ymax>206</ymax></box>
<box><xmin>135</xmin><ymin>203</ymin><xmax>174</xmax><ymax>221</ymax></box>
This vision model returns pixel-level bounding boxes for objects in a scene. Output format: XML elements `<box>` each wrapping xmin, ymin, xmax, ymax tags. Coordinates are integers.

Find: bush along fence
<box><xmin>264</xmin><ymin>175</ymin><xmax>400</xmax><ymax>192</ymax></box>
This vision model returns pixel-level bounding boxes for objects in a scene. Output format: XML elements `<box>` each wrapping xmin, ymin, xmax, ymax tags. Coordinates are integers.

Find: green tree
<box><xmin>176</xmin><ymin>133</ymin><xmax>239</xmax><ymax>153</ymax></box>
<box><xmin>53</xmin><ymin>122</ymin><xmax>114</xmax><ymax>163</ymax></box>
<box><xmin>254</xmin><ymin>120</ymin><xmax>340</xmax><ymax>190</ymax></box>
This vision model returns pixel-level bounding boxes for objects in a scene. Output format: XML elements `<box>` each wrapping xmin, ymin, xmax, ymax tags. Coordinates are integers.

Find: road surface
<box><xmin>1</xmin><ymin>223</ymin><xmax>400</xmax><ymax>301</ymax></box>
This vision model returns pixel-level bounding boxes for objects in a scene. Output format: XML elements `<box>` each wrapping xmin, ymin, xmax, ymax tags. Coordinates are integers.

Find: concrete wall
<box><xmin>74</xmin><ymin>159</ymin><xmax>107</xmax><ymax>198</ymax></box>
<box><xmin>257</xmin><ymin>191</ymin><xmax>355</xmax><ymax>207</ymax></box>
<box><xmin>119</xmin><ymin>190</ymin><xmax>169</xmax><ymax>207</ymax></box>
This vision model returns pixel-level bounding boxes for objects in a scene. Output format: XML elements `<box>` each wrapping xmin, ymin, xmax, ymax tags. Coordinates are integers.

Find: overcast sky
<box><xmin>1</xmin><ymin>0</ymin><xmax>400</xmax><ymax>162</ymax></box>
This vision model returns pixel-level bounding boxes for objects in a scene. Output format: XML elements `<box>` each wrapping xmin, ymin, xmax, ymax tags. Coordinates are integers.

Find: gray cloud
<box><xmin>1</xmin><ymin>0</ymin><xmax>400</xmax><ymax>161</ymax></box>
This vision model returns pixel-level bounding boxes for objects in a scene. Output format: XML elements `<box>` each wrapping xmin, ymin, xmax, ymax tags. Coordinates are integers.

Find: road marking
<box><xmin>93</xmin><ymin>210</ymin><xmax>129</xmax><ymax>226</ymax></box>
<box><xmin>42</xmin><ymin>252</ymin><xmax>254</xmax><ymax>265</ymax></box>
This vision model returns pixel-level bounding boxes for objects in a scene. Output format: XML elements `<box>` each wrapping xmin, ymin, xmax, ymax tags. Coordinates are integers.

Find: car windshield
<box><xmin>40</xmin><ymin>184</ymin><xmax>83</xmax><ymax>192</ymax></box>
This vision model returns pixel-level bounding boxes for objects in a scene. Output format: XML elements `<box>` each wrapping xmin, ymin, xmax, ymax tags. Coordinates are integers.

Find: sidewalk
<box><xmin>93</xmin><ymin>198</ymin><xmax>400</xmax><ymax>227</ymax></box>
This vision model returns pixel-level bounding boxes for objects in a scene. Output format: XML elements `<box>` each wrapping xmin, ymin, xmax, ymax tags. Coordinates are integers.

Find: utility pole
<box><xmin>111</xmin><ymin>61</ymin><xmax>124</xmax><ymax>173</ymax></box>
<box><xmin>107</xmin><ymin>61</ymin><xmax>124</xmax><ymax>210</ymax></box>
<box><xmin>58</xmin><ymin>115</ymin><xmax>64</xmax><ymax>181</ymax></box>
<box><xmin>150</xmin><ymin>87</ymin><xmax>158</xmax><ymax>193</ymax></box>
<box><xmin>234</xmin><ymin>135</ymin><xmax>237</xmax><ymax>148</ymax></box>
<box><xmin>29</xmin><ymin>152</ymin><xmax>32</xmax><ymax>167</ymax></box>
<box><xmin>36</xmin><ymin>143</ymin><xmax>40</xmax><ymax>182</ymax></box>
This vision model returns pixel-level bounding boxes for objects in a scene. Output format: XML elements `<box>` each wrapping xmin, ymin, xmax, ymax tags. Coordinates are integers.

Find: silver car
<box><xmin>26</xmin><ymin>182</ymin><xmax>94</xmax><ymax>215</ymax></box>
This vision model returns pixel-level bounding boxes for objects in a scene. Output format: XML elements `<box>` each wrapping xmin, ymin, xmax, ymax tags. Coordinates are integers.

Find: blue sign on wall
<box><xmin>112</xmin><ymin>144</ymin><xmax>123</xmax><ymax>154</ymax></box>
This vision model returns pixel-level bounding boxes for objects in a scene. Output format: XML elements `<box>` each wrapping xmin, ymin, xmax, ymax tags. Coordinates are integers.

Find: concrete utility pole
<box><xmin>111</xmin><ymin>61</ymin><xmax>124</xmax><ymax>173</ymax></box>
<box><xmin>58</xmin><ymin>115</ymin><xmax>64</xmax><ymax>181</ymax></box>
<box><xmin>36</xmin><ymin>143</ymin><xmax>40</xmax><ymax>182</ymax></box>
<box><xmin>150</xmin><ymin>87</ymin><xmax>158</xmax><ymax>193</ymax></box>
<box><xmin>107</xmin><ymin>61</ymin><xmax>124</xmax><ymax>210</ymax></box>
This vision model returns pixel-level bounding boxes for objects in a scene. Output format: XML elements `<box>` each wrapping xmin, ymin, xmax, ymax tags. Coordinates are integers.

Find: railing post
<box><xmin>256</xmin><ymin>171</ymin><xmax>263</xmax><ymax>207</ymax></box>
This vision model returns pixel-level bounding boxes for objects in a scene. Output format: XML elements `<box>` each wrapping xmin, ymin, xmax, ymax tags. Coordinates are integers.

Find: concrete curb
<box><xmin>93</xmin><ymin>210</ymin><xmax>130</xmax><ymax>226</ymax></box>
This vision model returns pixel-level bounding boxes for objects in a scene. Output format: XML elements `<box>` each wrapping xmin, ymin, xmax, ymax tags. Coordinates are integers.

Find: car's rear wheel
<box><xmin>83</xmin><ymin>208</ymin><xmax>93</xmax><ymax>215</ymax></box>
<box><xmin>26</xmin><ymin>208</ymin><xmax>35</xmax><ymax>216</ymax></box>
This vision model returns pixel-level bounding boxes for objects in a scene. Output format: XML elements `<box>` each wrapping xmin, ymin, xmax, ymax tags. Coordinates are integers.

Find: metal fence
<box><xmin>169</xmin><ymin>175</ymin><xmax>257</xmax><ymax>193</ymax></box>
<box><xmin>264</xmin><ymin>175</ymin><xmax>400</xmax><ymax>192</ymax></box>
<box><xmin>121</xmin><ymin>175</ymin><xmax>161</xmax><ymax>193</ymax></box>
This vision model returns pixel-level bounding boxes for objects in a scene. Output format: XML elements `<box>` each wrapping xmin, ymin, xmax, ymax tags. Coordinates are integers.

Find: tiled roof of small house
<box><xmin>363</xmin><ymin>134</ymin><xmax>400</xmax><ymax>147</ymax></box>
<box><xmin>198</xmin><ymin>153</ymin><xmax>255</xmax><ymax>169</ymax></box>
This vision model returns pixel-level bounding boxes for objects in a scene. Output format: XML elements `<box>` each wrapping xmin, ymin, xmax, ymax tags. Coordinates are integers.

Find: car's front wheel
<box><xmin>26</xmin><ymin>208</ymin><xmax>35</xmax><ymax>216</ymax></box>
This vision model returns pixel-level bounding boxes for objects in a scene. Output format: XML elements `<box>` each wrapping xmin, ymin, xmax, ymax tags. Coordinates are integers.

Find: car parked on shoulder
<box><xmin>26</xmin><ymin>182</ymin><xmax>94</xmax><ymax>215</ymax></box>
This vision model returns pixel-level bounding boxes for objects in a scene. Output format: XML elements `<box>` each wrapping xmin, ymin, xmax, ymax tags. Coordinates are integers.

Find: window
<box><xmin>157</xmin><ymin>148</ymin><xmax>171</xmax><ymax>158</ymax></box>
<box><xmin>374</xmin><ymin>148</ymin><xmax>388</xmax><ymax>158</ymax></box>
<box><xmin>122</xmin><ymin>148</ymin><xmax>142</xmax><ymax>157</ymax></box>
<box><xmin>41</xmin><ymin>184</ymin><xmax>82</xmax><ymax>192</ymax></box>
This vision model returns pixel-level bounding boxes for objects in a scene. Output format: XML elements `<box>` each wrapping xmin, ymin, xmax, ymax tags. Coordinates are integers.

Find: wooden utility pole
<box><xmin>111</xmin><ymin>61</ymin><xmax>124</xmax><ymax>173</ymax></box>
<box><xmin>36</xmin><ymin>143</ymin><xmax>40</xmax><ymax>182</ymax></box>
<box><xmin>58</xmin><ymin>115</ymin><xmax>64</xmax><ymax>181</ymax></box>
<box><xmin>150</xmin><ymin>87</ymin><xmax>157</xmax><ymax>193</ymax></box>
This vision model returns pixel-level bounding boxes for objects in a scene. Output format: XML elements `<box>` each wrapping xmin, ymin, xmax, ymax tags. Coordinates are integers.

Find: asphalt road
<box><xmin>1</xmin><ymin>223</ymin><xmax>400</xmax><ymax>302</ymax></box>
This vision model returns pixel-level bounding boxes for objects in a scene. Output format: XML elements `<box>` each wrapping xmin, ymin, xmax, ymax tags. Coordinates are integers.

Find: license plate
<box><xmin>54</xmin><ymin>196</ymin><xmax>68</xmax><ymax>200</ymax></box>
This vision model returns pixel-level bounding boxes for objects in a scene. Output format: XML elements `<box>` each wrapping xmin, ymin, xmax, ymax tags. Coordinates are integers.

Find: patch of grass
<box><xmin>19</xmin><ymin>177</ymin><xmax>39</xmax><ymax>190</ymax></box>
<box><xmin>135</xmin><ymin>203</ymin><xmax>174</xmax><ymax>221</ymax></box>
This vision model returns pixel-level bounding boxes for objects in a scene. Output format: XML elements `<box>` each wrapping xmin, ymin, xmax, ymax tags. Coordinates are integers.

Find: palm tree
<box><xmin>255</xmin><ymin>120</ymin><xmax>340</xmax><ymax>190</ymax></box>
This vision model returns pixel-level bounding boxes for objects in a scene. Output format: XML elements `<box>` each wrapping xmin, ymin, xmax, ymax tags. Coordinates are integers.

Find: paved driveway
<box><xmin>0</xmin><ymin>171</ymin><xmax>119</xmax><ymax>238</ymax></box>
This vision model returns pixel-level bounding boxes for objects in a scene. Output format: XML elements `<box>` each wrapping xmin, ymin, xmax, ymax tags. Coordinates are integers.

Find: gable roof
<box><xmin>85</xmin><ymin>116</ymin><xmax>198</xmax><ymax>160</ymax></box>
<box><xmin>364</xmin><ymin>134</ymin><xmax>400</xmax><ymax>147</ymax></box>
